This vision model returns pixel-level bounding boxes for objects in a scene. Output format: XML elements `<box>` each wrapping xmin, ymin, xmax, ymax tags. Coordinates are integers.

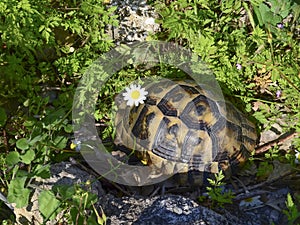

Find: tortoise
<box><xmin>114</xmin><ymin>79</ymin><xmax>257</xmax><ymax>185</ymax></box>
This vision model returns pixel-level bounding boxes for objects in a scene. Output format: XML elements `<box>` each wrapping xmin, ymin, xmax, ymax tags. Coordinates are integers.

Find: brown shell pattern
<box><xmin>114</xmin><ymin>79</ymin><xmax>257</xmax><ymax>183</ymax></box>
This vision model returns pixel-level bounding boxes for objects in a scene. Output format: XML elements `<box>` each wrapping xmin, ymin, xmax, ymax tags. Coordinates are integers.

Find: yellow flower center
<box><xmin>245</xmin><ymin>198</ymin><xmax>253</xmax><ymax>202</ymax></box>
<box><xmin>131</xmin><ymin>90</ymin><xmax>140</xmax><ymax>99</ymax></box>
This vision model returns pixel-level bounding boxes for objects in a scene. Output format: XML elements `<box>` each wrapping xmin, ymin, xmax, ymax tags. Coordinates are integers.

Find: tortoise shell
<box><xmin>114</xmin><ymin>79</ymin><xmax>257</xmax><ymax>184</ymax></box>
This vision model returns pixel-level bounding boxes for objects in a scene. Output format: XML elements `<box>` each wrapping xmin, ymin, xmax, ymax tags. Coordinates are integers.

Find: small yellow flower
<box><xmin>122</xmin><ymin>84</ymin><xmax>148</xmax><ymax>107</ymax></box>
<box><xmin>70</xmin><ymin>140</ymin><xmax>81</xmax><ymax>151</ymax></box>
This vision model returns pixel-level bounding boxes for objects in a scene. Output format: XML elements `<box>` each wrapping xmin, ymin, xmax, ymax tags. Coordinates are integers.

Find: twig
<box><xmin>280</xmin><ymin>72</ymin><xmax>300</xmax><ymax>93</ymax></box>
<box><xmin>69</xmin><ymin>157</ymin><xmax>132</xmax><ymax>196</ymax></box>
<box><xmin>57</xmin><ymin>7</ymin><xmax>80</xmax><ymax>10</ymax></box>
<box><xmin>233</xmin><ymin>189</ymin><xmax>270</xmax><ymax>202</ymax></box>
<box><xmin>80</xmin><ymin>35</ymin><xmax>90</xmax><ymax>47</ymax></box>
<box><xmin>255</xmin><ymin>129</ymin><xmax>298</xmax><ymax>154</ymax></box>
<box><xmin>233</xmin><ymin>170</ymin><xmax>295</xmax><ymax>196</ymax></box>
<box><xmin>2</xmin><ymin>128</ymin><xmax>9</xmax><ymax>153</ymax></box>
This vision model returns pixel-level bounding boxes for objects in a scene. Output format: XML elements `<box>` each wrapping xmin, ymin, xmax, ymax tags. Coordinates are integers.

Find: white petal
<box><xmin>127</xmin><ymin>99</ymin><xmax>134</xmax><ymax>106</ymax></box>
<box><xmin>145</xmin><ymin>18</ymin><xmax>155</xmax><ymax>25</ymax></box>
<box><xmin>131</xmin><ymin>84</ymin><xmax>136</xmax><ymax>89</ymax></box>
<box><xmin>239</xmin><ymin>201</ymin><xmax>246</xmax><ymax>207</ymax></box>
<box><xmin>295</xmin><ymin>152</ymin><xmax>300</xmax><ymax>164</ymax></box>
<box><xmin>140</xmin><ymin>89</ymin><xmax>148</xmax><ymax>95</ymax></box>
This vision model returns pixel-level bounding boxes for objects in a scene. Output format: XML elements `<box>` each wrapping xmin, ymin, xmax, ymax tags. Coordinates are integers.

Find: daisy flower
<box><xmin>122</xmin><ymin>83</ymin><xmax>148</xmax><ymax>107</ymax></box>
<box><xmin>239</xmin><ymin>195</ymin><xmax>263</xmax><ymax>209</ymax></box>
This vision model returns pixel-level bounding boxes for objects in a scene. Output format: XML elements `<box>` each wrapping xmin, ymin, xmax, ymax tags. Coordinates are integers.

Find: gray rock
<box><xmin>10</xmin><ymin>161</ymin><xmax>289</xmax><ymax>225</ymax></box>
<box><xmin>108</xmin><ymin>0</ymin><xmax>160</xmax><ymax>44</ymax></box>
<box><xmin>100</xmin><ymin>194</ymin><xmax>247</xmax><ymax>225</ymax></box>
<box><xmin>13</xmin><ymin>161</ymin><xmax>104</xmax><ymax>225</ymax></box>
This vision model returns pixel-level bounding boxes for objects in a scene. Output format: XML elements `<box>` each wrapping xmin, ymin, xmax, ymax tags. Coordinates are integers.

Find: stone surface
<box><xmin>99</xmin><ymin>185</ymin><xmax>290</xmax><ymax>225</ymax></box>
<box><xmin>13</xmin><ymin>162</ymin><xmax>104</xmax><ymax>225</ymax></box>
<box><xmin>100</xmin><ymin>194</ymin><xmax>247</xmax><ymax>225</ymax></box>
<box><xmin>9</xmin><ymin>161</ymin><xmax>290</xmax><ymax>225</ymax></box>
<box><xmin>108</xmin><ymin>0</ymin><xmax>160</xmax><ymax>44</ymax></box>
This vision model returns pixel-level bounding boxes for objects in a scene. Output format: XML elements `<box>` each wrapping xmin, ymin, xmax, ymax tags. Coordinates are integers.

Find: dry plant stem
<box><xmin>69</xmin><ymin>157</ymin><xmax>132</xmax><ymax>196</ymax></box>
<box><xmin>233</xmin><ymin>170</ymin><xmax>295</xmax><ymax>196</ymax></box>
<box><xmin>2</xmin><ymin>129</ymin><xmax>9</xmax><ymax>153</ymax></box>
<box><xmin>233</xmin><ymin>129</ymin><xmax>298</xmax><ymax>199</ymax></box>
<box><xmin>150</xmin><ymin>186</ymin><xmax>161</xmax><ymax>197</ymax></box>
<box><xmin>107</xmin><ymin>181</ymin><xmax>132</xmax><ymax>196</ymax></box>
<box><xmin>231</xmin><ymin>176</ymin><xmax>248</xmax><ymax>193</ymax></box>
<box><xmin>255</xmin><ymin>129</ymin><xmax>298</xmax><ymax>154</ymax></box>
<box><xmin>233</xmin><ymin>189</ymin><xmax>271</xmax><ymax>202</ymax></box>
<box><xmin>280</xmin><ymin>72</ymin><xmax>300</xmax><ymax>92</ymax></box>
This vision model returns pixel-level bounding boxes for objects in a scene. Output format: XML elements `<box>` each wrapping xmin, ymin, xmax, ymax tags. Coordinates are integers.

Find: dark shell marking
<box><xmin>114</xmin><ymin>80</ymin><xmax>257</xmax><ymax>184</ymax></box>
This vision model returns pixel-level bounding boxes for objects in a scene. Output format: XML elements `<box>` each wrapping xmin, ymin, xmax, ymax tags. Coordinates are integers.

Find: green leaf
<box><xmin>283</xmin><ymin>193</ymin><xmax>300</xmax><ymax>224</ymax></box>
<box><xmin>257</xmin><ymin>3</ymin><xmax>272</xmax><ymax>25</ymax></box>
<box><xmin>33</xmin><ymin>164</ymin><xmax>51</xmax><ymax>179</ymax></box>
<box><xmin>250</xmin><ymin>0</ymin><xmax>264</xmax><ymax>7</ymax></box>
<box><xmin>6</xmin><ymin>151</ymin><xmax>20</xmax><ymax>166</ymax></box>
<box><xmin>20</xmin><ymin>149</ymin><xmax>35</xmax><ymax>164</ymax></box>
<box><xmin>70</xmin><ymin>206</ymin><xmax>84</xmax><ymax>224</ymax></box>
<box><xmin>53</xmin><ymin>185</ymin><xmax>76</xmax><ymax>200</ymax></box>
<box><xmin>286</xmin><ymin>193</ymin><xmax>294</xmax><ymax>208</ymax></box>
<box><xmin>23</xmin><ymin>120</ymin><xmax>35</xmax><ymax>127</ymax></box>
<box><xmin>64</xmin><ymin>124</ymin><xmax>73</xmax><ymax>133</ymax></box>
<box><xmin>23</xmin><ymin>99</ymin><xmax>30</xmax><ymax>107</ymax></box>
<box><xmin>38</xmin><ymin>190</ymin><xmax>61</xmax><ymax>220</ymax></box>
<box><xmin>28</xmin><ymin>135</ymin><xmax>43</xmax><ymax>145</ymax></box>
<box><xmin>42</xmin><ymin>30</ymin><xmax>50</xmax><ymax>43</ymax></box>
<box><xmin>87</xmin><ymin>213</ymin><xmax>101</xmax><ymax>225</ymax></box>
<box><xmin>0</xmin><ymin>107</ymin><xmax>7</xmax><ymax>126</ymax></box>
<box><xmin>93</xmin><ymin>205</ymin><xmax>107</xmax><ymax>225</ymax></box>
<box><xmin>253</xmin><ymin>111</ymin><xmax>268</xmax><ymax>124</ymax></box>
<box><xmin>16</xmin><ymin>138</ymin><xmax>29</xmax><ymax>150</ymax></box>
<box><xmin>271</xmin><ymin>69</ymin><xmax>280</xmax><ymax>81</ymax></box>
<box><xmin>7</xmin><ymin>177</ymin><xmax>31</xmax><ymax>208</ymax></box>
<box><xmin>291</xmin><ymin>4</ymin><xmax>300</xmax><ymax>24</ymax></box>
<box><xmin>18</xmin><ymin>0</ymin><xmax>33</xmax><ymax>13</ymax></box>
<box><xmin>53</xmin><ymin>136</ymin><xmax>68</xmax><ymax>149</ymax></box>
<box><xmin>39</xmin><ymin>25</ymin><xmax>45</xmax><ymax>32</ymax></box>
